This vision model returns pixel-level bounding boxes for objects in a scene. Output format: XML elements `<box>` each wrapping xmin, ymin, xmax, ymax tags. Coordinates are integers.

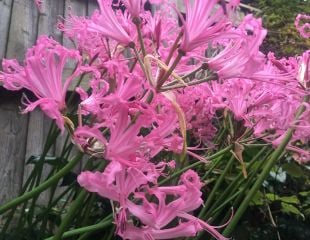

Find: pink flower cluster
<box><xmin>0</xmin><ymin>36</ymin><xmax>82</xmax><ymax>131</ymax></box>
<box><xmin>1</xmin><ymin>0</ymin><xmax>309</xmax><ymax>239</ymax></box>
<box><xmin>295</xmin><ymin>14</ymin><xmax>310</xmax><ymax>39</ymax></box>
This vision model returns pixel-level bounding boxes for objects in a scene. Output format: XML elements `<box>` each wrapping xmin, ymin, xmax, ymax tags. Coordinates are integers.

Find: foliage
<box><xmin>0</xmin><ymin>0</ymin><xmax>309</xmax><ymax>240</ymax></box>
<box><xmin>248</xmin><ymin>0</ymin><xmax>310</xmax><ymax>57</ymax></box>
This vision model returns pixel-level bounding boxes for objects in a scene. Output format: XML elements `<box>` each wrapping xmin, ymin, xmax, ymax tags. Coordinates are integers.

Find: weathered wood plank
<box><xmin>0</xmin><ymin>0</ymin><xmax>13</xmax><ymax>60</ymax></box>
<box><xmin>0</xmin><ymin>90</ymin><xmax>28</xmax><ymax>204</ymax></box>
<box><xmin>22</xmin><ymin>109</ymin><xmax>54</xmax><ymax>204</ymax></box>
<box><xmin>37</xmin><ymin>0</ymin><xmax>64</xmax><ymax>42</ymax></box>
<box><xmin>5</xmin><ymin>0</ymin><xmax>39</xmax><ymax>60</ymax></box>
<box><xmin>23</xmin><ymin>109</ymin><xmax>46</xmax><ymax>182</ymax></box>
<box><xmin>0</xmin><ymin>0</ymin><xmax>38</xmax><ymax>203</ymax></box>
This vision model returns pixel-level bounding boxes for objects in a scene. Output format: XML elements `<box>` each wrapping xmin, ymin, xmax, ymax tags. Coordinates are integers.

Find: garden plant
<box><xmin>0</xmin><ymin>0</ymin><xmax>309</xmax><ymax>239</ymax></box>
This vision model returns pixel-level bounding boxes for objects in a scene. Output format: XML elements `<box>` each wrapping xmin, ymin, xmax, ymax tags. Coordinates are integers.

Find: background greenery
<box><xmin>246</xmin><ymin>0</ymin><xmax>310</xmax><ymax>57</ymax></box>
<box><xmin>234</xmin><ymin>1</ymin><xmax>310</xmax><ymax>239</ymax></box>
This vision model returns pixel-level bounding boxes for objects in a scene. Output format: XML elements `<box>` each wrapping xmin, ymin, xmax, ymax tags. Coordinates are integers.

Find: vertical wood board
<box><xmin>0</xmin><ymin>91</ymin><xmax>28</xmax><ymax>204</ymax></box>
<box><xmin>0</xmin><ymin>0</ymin><xmax>13</xmax><ymax>60</ymax></box>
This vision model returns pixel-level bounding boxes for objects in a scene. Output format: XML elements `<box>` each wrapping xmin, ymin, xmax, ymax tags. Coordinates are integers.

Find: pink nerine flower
<box><xmin>0</xmin><ymin>36</ymin><xmax>81</xmax><ymax>131</ymax></box>
<box><xmin>180</xmin><ymin>0</ymin><xmax>239</xmax><ymax>52</ymax></box>
<box><xmin>78</xmin><ymin>161</ymin><xmax>155</xmax><ymax>203</ymax></box>
<box><xmin>207</xmin><ymin>14</ymin><xmax>267</xmax><ymax>79</ymax></box>
<box><xmin>123</xmin><ymin>170</ymin><xmax>228</xmax><ymax>240</ymax></box>
<box><xmin>85</xmin><ymin>0</ymin><xmax>133</xmax><ymax>45</ymax></box>
<box><xmin>295</xmin><ymin>14</ymin><xmax>310</xmax><ymax>39</ymax></box>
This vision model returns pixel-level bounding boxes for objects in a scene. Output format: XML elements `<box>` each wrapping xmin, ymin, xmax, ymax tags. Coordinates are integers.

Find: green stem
<box><xmin>213</xmin><ymin>126</ymin><xmax>227</xmax><ymax>146</ymax></box>
<box><xmin>210</xmin><ymin>150</ymin><xmax>271</xmax><ymax>222</ymax></box>
<box><xmin>216</xmin><ymin>153</ymin><xmax>272</xmax><ymax>228</ymax></box>
<box><xmin>33</xmin><ymin>182</ymin><xmax>76</xmax><ymax>226</ymax></box>
<box><xmin>159</xmin><ymin>145</ymin><xmax>232</xmax><ymax>186</ymax></box>
<box><xmin>201</xmin><ymin>155</ymin><xmax>225</xmax><ymax>181</ymax></box>
<box><xmin>52</xmin><ymin>189</ymin><xmax>88</xmax><ymax>240</ymax></box>
<box><xmin>160</xmin><ymin>74</ymin><xmax>217</xmax><ymax>91</ymax></box>
<box><xmin>156</xmin><ymin>31</ymin><xmax>183</xmax><ymax>85</ymax></box>
<box><xmin>181</xmin><ymin>63</ymin><xmax>206</xmax><ymax>80</ymax></box>
<box><xmin>222</xmin><ymin>97</ymin><xmax>308</xmax><ymax>237</ymax></box>
<box><xmin>165</xmin><ymin>31</ymin><xmax>183</xmax><ymax>66</ymax></box>
<box><xmin>156</xmin><ymin>51</ymin><xmax>184</xmax><ymax>91</ymax></box>
<box><xmin>211</xmin><ymin>190</ymin><xmax>241</xmax><ymax>215</ymax></box>
<box><xmin>0</xmin><ymin>153</ymin><xmax>83</xmax><ymax>215</ymax></box>
<box><xmin>79</xmin><ymin>193</ymin><xmax>97</xmax><ymax>227</ymax></box>
<box><xmin>52</xmin><ymin>159</ymin><xmax>107</xmax><ymax>240</ymax></box>
<box><xmin>199</xmin><ymin>155</ymin><xmax>235</xmax><ymax>219</ymax></box>
<box><xmin>44</xmin><ymin>215</ymin><xmax>113</xmax><ymax>240</ymax></box>
<box><xmin>104</xmin><ymin>225</ymin><xmax>116</xmax><ymax>240</ymax></box>
<box><xmin>132</xmin><ymin>46</ymin><xmax>147</xmax><ymax>76</ymax></box>
<box><xmin>205</xmin><ymin>146</ymin><xmax>269</xmax><ymax>216</ymax></box>
<box><xmin>135</xmin><ymin>20</ymin><xmax>146</xmax><ymax>57</ymax></box>
<box><xmin>196</xmin><ymin>149</ymin><xmax>271</xmax><ymax>240</ymax></box>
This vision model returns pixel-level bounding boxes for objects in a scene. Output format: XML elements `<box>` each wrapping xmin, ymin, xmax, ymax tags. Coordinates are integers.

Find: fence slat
<box><xmin>0</xmin><ymin>0</ymin><xmax>39</xmax><ymax>203</ymax></box>
<box><xmin>0</xmin><ymin>0</ymin><xmax>13</xmax><ymax>60</ymax></box>
<box><xmin>37</xmin><ymin>0</ymin><xmax>64</xmax><ymax>42</ymax></box>
<box><xmin>0</xmin><ymin>92</ymin><xmax>28</xmax><ymax>204</ymax></box>
<box><xmin>5</xmin><ymin>0</ymin><xmax>38</xmax><ymax>60</ymax></box>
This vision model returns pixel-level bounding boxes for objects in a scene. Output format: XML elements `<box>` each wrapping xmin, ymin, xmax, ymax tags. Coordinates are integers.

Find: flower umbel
<box><xmin>0</xmin><ymin>36</ymin><xmax>81</xmax><ymax>131</ymax></box>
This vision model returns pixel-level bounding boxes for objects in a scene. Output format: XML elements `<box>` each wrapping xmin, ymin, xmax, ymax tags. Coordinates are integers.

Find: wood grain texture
<box><xmin>5</xmin><ymin>0</ymin><xmax>39</xmax><ymax>60</ymax></box>
<box><xmin>0</xmin><ymin>0</ymin><xmax>13</xmax><ymax>60</ymax></box>
<box><xmin>0</xmin><ymin>90</ymin><xmax>28</xmax><ymax>204</ymax></box>
<box><xmin>0</xmin><ymin>0</ymin><xmax>38</xmax><ymax>204</ymax></box>
<box><xmin>37</xmin><ymin>0</ymin><xmax>64</xmax><ymax>42</ymax></box>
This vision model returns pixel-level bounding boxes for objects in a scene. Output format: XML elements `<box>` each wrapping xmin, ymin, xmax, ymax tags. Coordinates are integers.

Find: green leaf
<box><xmin>265</xmin><ymin>193</ymin><xmax>280</xmax><ymax>202</ymax></box>
<box><xmin>299</xmin><ymin>191</ymin><xmax>310</xmax><ymax>197</ymax></box>
<box><xmin>265</xmin><ymin>194</ymin><xmax>300</xmax><ymax>204</ymax></box>
<box><xmin>304</xmin><ymin>208</ymin><xmax>310</xmax><ymax>217</ymax></box>
<box><xmin>281</xmin><ymin>202</ymin><xmax>305</xmax><ymax>219</ymax></box>
<box><xmin>250</xmin><ymin>191</ymin><xmax>264</xmax><ymax>206</ymax></box>
<box><xmin>282</xmin><ymin>162</ymin><xmax>304</xmax><ymax>178</ymax></box>
<box><xmin>26</xmin><ymin>155</ymin><xmax>61</xmax><ymax>166</ymax></box>
<box><xmin>279</xmin><ymin>196</ymin><xmax>300</xmax><ymax>204</ymax></box>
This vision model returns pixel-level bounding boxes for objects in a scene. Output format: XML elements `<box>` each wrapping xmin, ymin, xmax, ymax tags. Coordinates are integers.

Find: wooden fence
<box><xmin>0</xmin><ymin>0</ymin><xmax>100</xmax><ymax>205</ymax></box>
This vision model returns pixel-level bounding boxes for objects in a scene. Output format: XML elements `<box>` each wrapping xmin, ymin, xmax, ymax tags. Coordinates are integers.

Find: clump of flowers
<box><xmin>1</xmin><ymin>0</ymin><xmax>309</xmax><ymax>239</ymax></box>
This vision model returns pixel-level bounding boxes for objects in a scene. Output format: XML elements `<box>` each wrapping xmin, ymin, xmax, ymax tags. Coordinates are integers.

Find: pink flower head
<box><xmin>101</xmin><ymin>105</ymin><xmax>151</xmax><ymax>167</ymax></box>
<box><xmin>295</xmin><ymin>14</ymin><xmax>310</xmax><ymax>39</ymax></box>
<box><xmin>123</xmin><ymin>170</ymin><xmax>227</xmax><ymax>240</ymax></box>
<box><xmin>0</xmin><ymin>36</ymin><xmax>81</xmax><ymax>131</ymax></box>
<box><xmin>78</xmin><ymin>161</ymin><xmax>153</xmax><ymax>202</ymax></box>
<box><xmin>180</xmin><ymin>0</ymin><xmax>238</xmax><ymax>53</ymax></box>
<box><xmin>208</xmin><ymin>14</ymin><xmax>267</xmax><ymax>79</ymax></box>
<box><xmin>86</xmin><ymin>0</ymin><xmax>133</xmax><ymax>45</ymax></box>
